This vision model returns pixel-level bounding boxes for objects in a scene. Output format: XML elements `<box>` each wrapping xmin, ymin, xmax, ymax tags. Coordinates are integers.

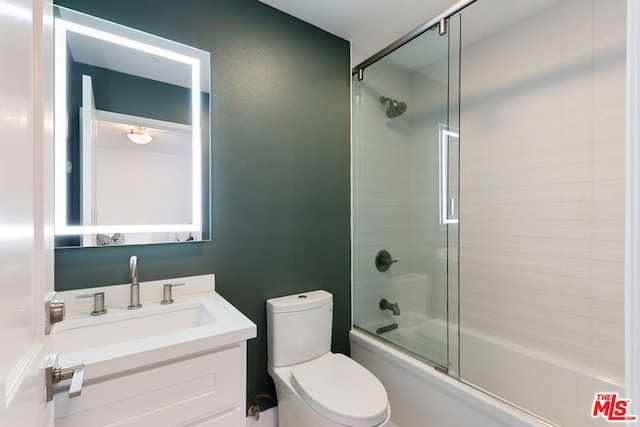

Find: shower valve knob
<box><xmin>375</xmin><ymin>250</ymin><xmax>398</xmax><ymax>272</ymax></box>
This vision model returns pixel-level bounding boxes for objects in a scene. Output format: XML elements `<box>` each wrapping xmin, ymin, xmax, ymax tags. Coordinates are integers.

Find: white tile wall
<box><xmin>353</xmin><ymin>60</ymin><xmax>414</xmax><ymax>326</ymax></box>
<box><xmin>353</xmin><ymin>3</ymin><xmax>625</xmax><ymax>422</ymax></box>
<box><xmin>407</xmin><ymin>68</ymin><xmax>450</xmax><ymax>321</ymax></box>
<box><xmin>458</xmin><ymin>0</ymin><xmax>626</xmax><ymax>387</ymax></box>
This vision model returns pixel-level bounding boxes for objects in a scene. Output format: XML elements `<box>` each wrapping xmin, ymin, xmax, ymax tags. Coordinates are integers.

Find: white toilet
<box><xmin>267</xmin><ymin>290</ymin><xmax>390</xmax><ymax>427</ymax></box>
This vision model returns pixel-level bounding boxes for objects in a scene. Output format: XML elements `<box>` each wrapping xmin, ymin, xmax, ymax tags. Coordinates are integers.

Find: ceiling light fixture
<box><xmin>126</xmin><ymin>126</ymin><xmax>155</xmax><ymax>144</ymax></box>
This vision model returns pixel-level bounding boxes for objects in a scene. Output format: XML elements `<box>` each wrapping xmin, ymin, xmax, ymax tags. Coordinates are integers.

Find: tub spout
<box><xmin>379</xmin><ymin>299</ymin><xmax>400</xmax><ymax>316</ymax></box>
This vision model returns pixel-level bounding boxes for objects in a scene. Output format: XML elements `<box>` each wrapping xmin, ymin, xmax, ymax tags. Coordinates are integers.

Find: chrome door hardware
<box><xmin>45</xmin><ymin>292</ymin><xmax>65</xmax><ymax>335</ymax></box>
<box><xmin>45</xmin><ymin>353</ymin><xmax>85</xmax><ymax>402</ymax></box>
<box><xmin>438</xmin><ymin>17</ymin><xmax>448</xmax><ymax>36</ymax></box>
<box><xmin>76</xmin><ymin>292</ymin><xmax>107</xmax><ymax>315</ymax></box>
<box><xmin>161</xmin><ymin>283</ymin><xmax>185</xmax><ymax>305</ymax></box>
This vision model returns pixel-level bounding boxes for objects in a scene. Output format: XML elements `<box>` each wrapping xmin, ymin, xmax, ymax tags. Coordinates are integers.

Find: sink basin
<box><xmin>53</xmin><ymin>276</ymin><xmax>256</xmax><ymax>384</ymax></box>
<box><xmin>55</xmin><ymin>302</ymin><xmax>215</xmax><ymax>354</ymax></box>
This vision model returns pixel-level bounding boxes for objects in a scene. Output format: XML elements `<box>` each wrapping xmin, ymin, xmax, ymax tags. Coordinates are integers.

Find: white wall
<box><xmin>96</xmin><ymin>147</ymin><xmax>192</xmax><ymax>227</ymax></box>
<box><xmin>458</xmin><ymin>0</ymin><xmax>626</xmax><ymax>397</ymax></box>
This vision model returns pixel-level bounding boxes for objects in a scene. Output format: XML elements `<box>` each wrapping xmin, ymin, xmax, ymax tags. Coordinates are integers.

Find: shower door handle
<box><xmin>440</xmin><ymin>127</ymin><xmax>459</xmax><ymax>224</ymax></box>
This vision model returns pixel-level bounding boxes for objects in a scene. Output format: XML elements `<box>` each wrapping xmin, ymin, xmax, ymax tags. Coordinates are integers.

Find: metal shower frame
<box><xmin>351</xmin><ymin>0</ymin><xmax>478</xmax><ymax>80</ymax></box>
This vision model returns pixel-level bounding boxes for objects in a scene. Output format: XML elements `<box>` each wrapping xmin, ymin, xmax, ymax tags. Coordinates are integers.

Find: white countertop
<box><xmin>54</xmin><ymin>274</ymin><xmax>256</xmax><ymax>382</ymax></box>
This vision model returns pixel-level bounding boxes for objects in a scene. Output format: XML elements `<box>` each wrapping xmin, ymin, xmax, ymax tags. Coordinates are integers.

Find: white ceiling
<box><xmin>257</xmin><ymin>0</ymin><xmax>456</xmax><ymax>67</ymax></box>
<box><xmin>257</xmin><ymin>0</ymin><xmax>566</xmax><ymax>70</ymax></box>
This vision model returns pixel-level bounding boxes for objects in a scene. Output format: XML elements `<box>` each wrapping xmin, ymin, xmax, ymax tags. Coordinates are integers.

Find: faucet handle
<box><xmin>161</xmin><ymin>283</ymin><xmax>185</xmax><ymax>305</ymax></box>
<box><xmin>375</xmin><ymin>250</ymin><xmax>398</xmax><ymax>272</ymax></box>
<box><xmin>76</xmin><ymin>292</ymin><xmax>107</xmax><ymax>316</ymax></box>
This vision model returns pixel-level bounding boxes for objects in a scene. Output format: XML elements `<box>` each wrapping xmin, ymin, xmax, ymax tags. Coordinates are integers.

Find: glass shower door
<box><xmin>352</xmin><ymin>18</ymin><xmax>459</xmax><ymax>370</ymax></box>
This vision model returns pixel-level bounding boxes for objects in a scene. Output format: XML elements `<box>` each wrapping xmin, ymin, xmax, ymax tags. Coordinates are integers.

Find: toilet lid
<box><xmin>291</xmin><ymin>353</ymin><xmax>389</xmax><ymax>427</ymax></box>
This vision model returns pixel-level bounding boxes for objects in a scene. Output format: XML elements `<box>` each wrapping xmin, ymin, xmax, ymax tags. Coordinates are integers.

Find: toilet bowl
<box><xmin>266</xmin><ymin>290</ymin><xmax>390</xmax><ymax>427</ymax></box>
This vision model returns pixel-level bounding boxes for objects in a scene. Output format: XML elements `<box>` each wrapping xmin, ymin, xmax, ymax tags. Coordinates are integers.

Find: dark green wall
<box><xmin>54</xmin><ymin>0</ymin><xmax>351</xmax><ymax>412</ymax></box>
<box><xmin>73</xmin><ymin>62</ymin><xmax>192</xmax><ymax>124</ymax></box>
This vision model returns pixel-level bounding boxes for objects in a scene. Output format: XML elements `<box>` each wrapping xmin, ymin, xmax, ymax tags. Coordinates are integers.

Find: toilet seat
<box><xmin>290</xmin><ymin>353</ymin><xmax>389</xmax><ymax>427</ymax></box>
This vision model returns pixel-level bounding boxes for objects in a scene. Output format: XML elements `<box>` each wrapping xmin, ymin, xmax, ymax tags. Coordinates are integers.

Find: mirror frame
<box><xmin>54</xmin><ymin>8</ymin><xmax>208</xmax><ymax>239</ymax></box>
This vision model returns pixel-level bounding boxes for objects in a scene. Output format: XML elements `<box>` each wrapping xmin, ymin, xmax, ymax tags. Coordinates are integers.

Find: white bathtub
<box><xmin>350</xmin><ymin>320</ymin><xmax>623</xmax><ymax>427</ymax></box>
<box><xmin>359</xmin><ymin>313</ymin><xmax>449</xmax><ymax>369</ymax></box>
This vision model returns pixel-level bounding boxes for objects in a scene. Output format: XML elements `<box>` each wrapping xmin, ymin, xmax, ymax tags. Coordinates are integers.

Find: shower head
<box><xmin>380</xmin><ymin>96</ymin><xmax>407</xmax><ymax>118</ymax></box>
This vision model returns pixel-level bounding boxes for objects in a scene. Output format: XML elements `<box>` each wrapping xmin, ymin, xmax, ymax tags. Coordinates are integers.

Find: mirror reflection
<box><xmin>54</xmin><ymin>6</ymin><xmax>210</xmax><ymax>247</ymax></box>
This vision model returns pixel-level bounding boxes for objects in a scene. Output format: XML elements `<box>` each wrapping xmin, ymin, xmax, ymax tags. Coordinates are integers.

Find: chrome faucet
<box><xmin>379</xmin><ymin>299</ymin><xmax>400</xmax><ymax>316</ymax></box>
<box><xmin>128</xmin><ymin>256</ymin><xmax>142</xmax><ymax>309</ymax></box>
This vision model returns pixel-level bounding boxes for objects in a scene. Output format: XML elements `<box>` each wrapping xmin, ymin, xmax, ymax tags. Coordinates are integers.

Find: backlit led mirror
<box><xmin>54</xmin><ymin>6</ymin><xmax>210</xmax><ymax>247</ymax></box>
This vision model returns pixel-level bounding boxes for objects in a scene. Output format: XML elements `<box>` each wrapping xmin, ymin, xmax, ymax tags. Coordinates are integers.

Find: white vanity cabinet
<box><xmin>55</xmin><ymin>342</ymin><xmax>246</xmax><ymax>426</ymax></box>
<box><xmin>53</xmin><ymin>275</ymin><xmax>256</xmax><ymax>427</ymax></box>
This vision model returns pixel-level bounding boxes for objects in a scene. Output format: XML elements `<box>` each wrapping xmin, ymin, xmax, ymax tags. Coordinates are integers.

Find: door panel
<box><xmin>0</xmin><ymin>0</ymin><xmax>54</xmax><ymax>425</ymax></box>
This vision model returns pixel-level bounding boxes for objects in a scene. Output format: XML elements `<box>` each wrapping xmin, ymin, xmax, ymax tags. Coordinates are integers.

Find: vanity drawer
<box><xmin>55</xmin><ymin>342</ymin><xmax>246</xmax><ymax>427</ymax></box>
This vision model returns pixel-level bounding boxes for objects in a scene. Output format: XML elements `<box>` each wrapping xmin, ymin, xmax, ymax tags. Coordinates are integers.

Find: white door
<box><xmin>0</xmin><ymin>0</ymin><xmax>55</xmax><ymax>425</ymax></box>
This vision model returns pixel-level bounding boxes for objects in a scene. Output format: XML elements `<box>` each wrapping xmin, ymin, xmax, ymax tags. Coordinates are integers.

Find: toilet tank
<box><xmin>267</xmin><ymin>290</ymin><xmax>333</xmax><ymax>367</ymax></box>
